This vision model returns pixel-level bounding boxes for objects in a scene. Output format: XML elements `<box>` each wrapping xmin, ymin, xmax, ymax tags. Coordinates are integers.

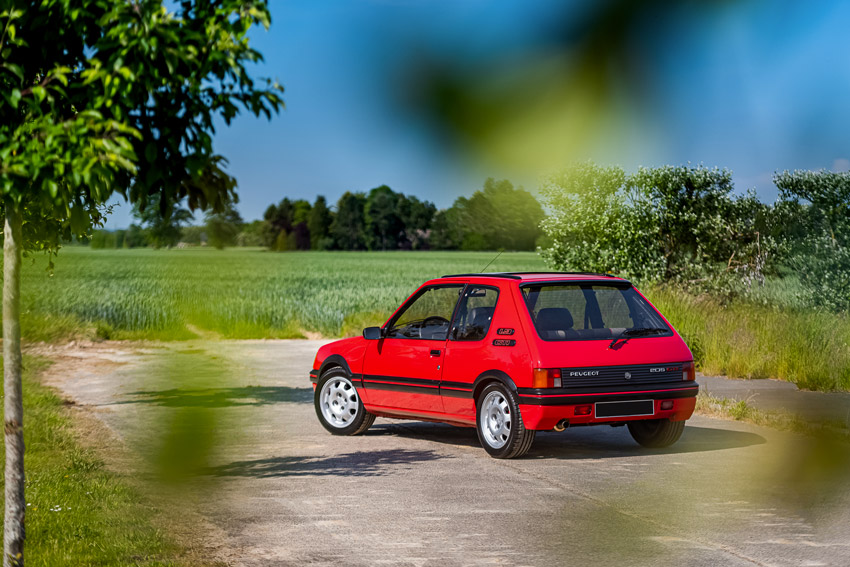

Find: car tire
<box><xmin>627</xmin><ymin>418</ymin><xmax>685</xmax><ymax>448</ymax></box>
<box><xmin>476</xmin><ymin>382</ymin><xmax>535</xmax><ymax>459</ymax></box>
<box><xmin>315</xmin><ymin>368</ymin><xmax>375</xmax><ymax>436</ymax></box>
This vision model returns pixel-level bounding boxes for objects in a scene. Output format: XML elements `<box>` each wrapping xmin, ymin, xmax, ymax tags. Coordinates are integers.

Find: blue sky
<box><xmin>104</xmin><ymin>0</ymin><xmax>850</xmax><ymax>228</ymax></box>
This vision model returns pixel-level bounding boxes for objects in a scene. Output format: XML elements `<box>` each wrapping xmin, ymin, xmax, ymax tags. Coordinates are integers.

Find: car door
<box><xmin>362</xmin><ymin>284</ymin><xmax>464</xmax><ymax>415</ymax></box>
<box><xmin>440</xmin><ymin>285</ymin><xmax>500</xmax><ymax>420</ymax></box>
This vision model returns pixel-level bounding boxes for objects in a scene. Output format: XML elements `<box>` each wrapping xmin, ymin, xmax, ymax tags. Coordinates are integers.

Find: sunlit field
<box><xmin>16</xmin><ymin>247</ymin><xmax>850</xmax><ymax>391</ymax></box>
<box><xmin>20</xmin><ymin>247</ymin><xmax>546</xmax><ymax>341</ymax></box>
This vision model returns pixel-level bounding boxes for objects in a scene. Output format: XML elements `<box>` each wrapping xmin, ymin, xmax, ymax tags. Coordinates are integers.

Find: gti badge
<box><xmin>624</xmin><ymin>372</ymin><xmax>632</xmax><ymax>380</ymax></box>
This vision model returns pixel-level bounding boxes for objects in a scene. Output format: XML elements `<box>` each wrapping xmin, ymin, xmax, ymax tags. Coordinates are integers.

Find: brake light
<box><xmin>683</xmin><ymin>360</ymin><xmax>695</xmax><ymax>381</ymax></box>
<box><xmin>532</xmin><ymin>368</ymin><xmax>562</xmax><ymax>388</ymax></box>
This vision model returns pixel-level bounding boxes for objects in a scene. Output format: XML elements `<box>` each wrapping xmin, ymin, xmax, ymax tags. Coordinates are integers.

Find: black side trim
<box><xmin>365</xmin><ymin>382</ymin><xmax>440</xmax><ymax>395</ymax></box>
<box><xmin>440</xmin><ymin>380</ymin><xmax>473</xmax><ymax>390</ymax></box>
<box><xmin>518</xmin><ymin>384</ymin><xmax>699</xmax><ymax>406</ymax></box>
<box><xmin>360</xmin><ymin>374</ymin><xmax>475</xmax><ymax>399</ymax></box>
<box><xmin>440</xmin><ymin>388</ymin><xmax>474</xmax><ymax>399</ymax></box>
<box><xmin>439</xmin><ymin>380</ymin><xmax>474</xmax><ymax>399</ymax></box>
<box><xmin>364</xmin><ymin>374</ymin><xmax>440</xmax><ymax>388</ymax></box>
<box><xmin>309</xmin><ymin>369</ymin><xmax>319</xmax><ymax>383</ymax></box>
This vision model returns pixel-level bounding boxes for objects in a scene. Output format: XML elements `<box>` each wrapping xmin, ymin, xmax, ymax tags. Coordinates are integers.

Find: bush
<box><xmin>791</xmin><ymin>238</ymin><xmax>850</xmax><ymax>313</ymax></box>
<box><xmin>539</xmin><ymin>162</ymin><xmax>773</xmax><ymax>293</ymax></box>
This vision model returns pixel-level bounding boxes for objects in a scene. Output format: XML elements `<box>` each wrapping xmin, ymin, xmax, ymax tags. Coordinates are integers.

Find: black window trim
<box><xmin>384</xmin><ymin>283</ymin><xmax>467</xmax><ymax>341</ymax></box>
<box><xmin>449</xmin><ymin>284</ymin><xmax>501</xmax><ymax>342</ymax></box>
<box><xmin>518</xmin><ymin>281</ymin><xmax>673</xmax><ymax>342</ymax></box>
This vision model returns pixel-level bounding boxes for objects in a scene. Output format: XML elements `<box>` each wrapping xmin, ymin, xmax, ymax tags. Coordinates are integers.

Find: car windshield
<box><xmin>521</xmin><ymin>283</ymin><xmax>672</xmax><ymax>341</ymax></box>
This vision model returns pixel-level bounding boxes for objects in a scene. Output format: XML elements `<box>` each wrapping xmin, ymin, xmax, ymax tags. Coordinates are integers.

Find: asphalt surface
<box><xmin>44</xmin><ymin>340</ymin><xmax>850</xmax><ymax>567</ymax></box>
<box><xmin>698</xmin><ymin>373</ymin><xmax>850</xmax><ymax>426</ymax></box>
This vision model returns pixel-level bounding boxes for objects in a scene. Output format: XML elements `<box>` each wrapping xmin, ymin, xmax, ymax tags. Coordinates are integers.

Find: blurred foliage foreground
<box><xmin>0</xmin><ymin>358</ymin><xmax>198</xmax><ymax>567</ymax></box>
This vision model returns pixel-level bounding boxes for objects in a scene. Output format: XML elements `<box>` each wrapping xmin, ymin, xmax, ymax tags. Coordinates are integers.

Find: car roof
<box><xmin>436</xmin><ymin>272</ymin><xmax>631</xmax><ymax>284</ymax></box>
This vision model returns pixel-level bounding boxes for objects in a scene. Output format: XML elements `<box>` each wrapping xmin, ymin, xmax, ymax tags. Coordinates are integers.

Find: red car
<box><xmin>310</xmin><ymin>272</ymin><xmax>697</xmax><ymax>458</ymax></box>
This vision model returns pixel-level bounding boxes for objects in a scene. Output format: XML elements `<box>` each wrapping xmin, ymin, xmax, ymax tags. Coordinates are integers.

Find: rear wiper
<box><xmin>608</xmin><ymin>327</ymin><xmax>668</xmax><ymax>348</ymax></box>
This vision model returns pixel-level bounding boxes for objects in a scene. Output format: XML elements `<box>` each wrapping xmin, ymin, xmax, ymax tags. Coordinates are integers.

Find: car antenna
<box><xmin>479</xmin><ymin>250</ymin><xmax>503</xmax><ymax>273</ymax></box>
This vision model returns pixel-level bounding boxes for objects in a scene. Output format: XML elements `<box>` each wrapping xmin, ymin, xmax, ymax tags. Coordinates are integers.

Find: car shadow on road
<box><xmin>204</xmin><ymin>449</ymin><xmax>447</xmax><ymax>478</ymax></box>
<box><xmin>529</xmin><ymin>425</ymin><xmax>766</xmax><ymax>460</ymax></box>
<box><xmin>116</xmin><ymin>386</ymin><xmax>314</xmax><ymax>408</ymax></box>
<box><xmin>365</xmin><ymin>422</ymin><xmax>482</xmax><ymax>448</ymax></box>
<box><xmin>364</xmin><ymin>422</ymin><xmax>766</xmax><ymax>459</ymax></box>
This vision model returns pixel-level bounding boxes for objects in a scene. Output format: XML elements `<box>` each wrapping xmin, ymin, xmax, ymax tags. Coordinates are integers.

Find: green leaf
<box><xmin>144</xmin><ymin>143</ymin><xmax>157</xmax><ymax>163</ymax></box>
<box><xmin>3</xmin><ymin>63</ymin><xmax>24</xmax><ymax>82</ymax></box>
<box><xmin>32</xmin><ymin>85</ymin><xmax>46</xmax><ymax>102</ymax></box>
<box><xmin>6</xmin><ymin>88</ymin><xmax>21</xmax><ymax>108</ymax></box>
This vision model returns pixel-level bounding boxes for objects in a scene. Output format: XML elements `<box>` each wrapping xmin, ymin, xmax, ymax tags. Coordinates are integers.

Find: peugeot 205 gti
<box><xmin>310</xmin><ymin>272</ymin><xmax>698</xmax><ymax>459</ymax></box>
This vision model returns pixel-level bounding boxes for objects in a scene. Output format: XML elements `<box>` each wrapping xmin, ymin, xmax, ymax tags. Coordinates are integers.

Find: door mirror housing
<box><xmin>363</xmin><ymin>326</ymin><xmax>383</xmax><ymax>340</ymax></box>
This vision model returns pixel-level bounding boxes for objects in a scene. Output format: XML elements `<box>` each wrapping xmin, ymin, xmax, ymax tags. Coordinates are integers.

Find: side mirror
<box><xmin>363</xmin><ymin>326</ymin><xmax>383</xmax><ymax>340</ymax></box>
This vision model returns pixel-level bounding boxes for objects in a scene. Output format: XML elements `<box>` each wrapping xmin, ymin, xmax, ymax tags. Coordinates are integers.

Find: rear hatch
<box><xmin>520</xmin><ymin>280</ymin><xmax>693</xmax><ymax>385</ymax></box>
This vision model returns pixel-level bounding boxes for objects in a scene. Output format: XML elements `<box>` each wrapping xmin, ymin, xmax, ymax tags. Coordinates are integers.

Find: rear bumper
<box><xmin>518</xmin><ymin>382</ymin><xmax>698</xmax><ymax>430</ymax></box>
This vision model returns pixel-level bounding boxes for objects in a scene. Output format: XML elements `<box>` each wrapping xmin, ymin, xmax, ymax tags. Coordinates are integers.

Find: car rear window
<box><xmin>521</xmin><ymin>283</ymin><xmax>672</xmax><ymax>341</ymax></box>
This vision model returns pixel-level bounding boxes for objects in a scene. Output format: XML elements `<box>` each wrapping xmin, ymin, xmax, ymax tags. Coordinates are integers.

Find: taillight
<box><xmin>683</xmin><ymin>360</ymin><xmax>695</xmax><ymax>381</ymax></box>
<box><xmin>532</xmin><ymin>368</ymin><xmax>562</xmax><ymax>388</ymax></box>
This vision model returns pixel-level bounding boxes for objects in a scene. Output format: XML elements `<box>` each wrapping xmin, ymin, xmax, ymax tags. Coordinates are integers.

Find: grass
<box><xmin>8</xmin><ymin>246</ymin><xmax>850</xmax><ymax>391</ymax></box>
<box><xmin>647</xmin><ymin>286</ymin><xmax>850</xmax><ymax>391</ymax></box>
<box><xmin>0</xmin><ymin>357</ymin><xmax>207</xmax><ymax>566</ymax></box>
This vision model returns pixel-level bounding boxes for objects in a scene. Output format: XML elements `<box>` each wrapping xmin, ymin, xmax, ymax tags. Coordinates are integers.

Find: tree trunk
<box><xmin>3</xmin><ymin>204</ymin><xmax>24</xmax><ymax>567</ymax></box>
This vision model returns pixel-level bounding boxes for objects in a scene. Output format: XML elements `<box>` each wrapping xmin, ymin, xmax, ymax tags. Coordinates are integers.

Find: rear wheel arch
<box><xmin>472</xmin><ymin>370</ymin><xmax>518</xmax><ymax>404</ymax></box>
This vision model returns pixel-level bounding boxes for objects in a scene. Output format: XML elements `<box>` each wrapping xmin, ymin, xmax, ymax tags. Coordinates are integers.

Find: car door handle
<box><xmin>430</xmin><ymin>349</ymin><xmax>441</xmax><ymax>357</ymax></box>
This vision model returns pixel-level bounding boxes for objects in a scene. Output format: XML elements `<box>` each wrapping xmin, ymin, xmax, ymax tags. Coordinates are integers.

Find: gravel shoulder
<box><xmin>35</xmin><ymin>340</ymin><xmax>850</xmax><ymax>567</ymax></box>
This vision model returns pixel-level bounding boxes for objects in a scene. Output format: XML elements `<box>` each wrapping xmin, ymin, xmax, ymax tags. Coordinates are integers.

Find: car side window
<box><xmin>451</xmin><ymin>286</ymin><xmax>499</xmax><ymax>341</ymax></box>
<box><xmin>386</xmin><ymin>285</ymin><xmax>464</xmax><ymax>340</ymax></box>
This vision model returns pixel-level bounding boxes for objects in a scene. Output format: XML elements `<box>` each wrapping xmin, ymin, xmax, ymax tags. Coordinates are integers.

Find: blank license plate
<box><xmin>595</xmin><ymin>399</ymin><xmax>654</xmax><ymax>418</ymax></box>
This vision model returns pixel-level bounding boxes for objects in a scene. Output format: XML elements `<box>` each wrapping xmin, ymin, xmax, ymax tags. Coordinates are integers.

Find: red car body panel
<box><xmin>311</xmin><ymin>273</ymin><xmax>698</xmax><ymax>431</ymax></box>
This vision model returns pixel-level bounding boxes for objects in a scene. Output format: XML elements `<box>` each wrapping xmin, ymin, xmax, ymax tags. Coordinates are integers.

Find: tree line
<box><xmin>90</xmin><ymin>177</ymin><xmax>544</xmax><ymax>251</ymax></box>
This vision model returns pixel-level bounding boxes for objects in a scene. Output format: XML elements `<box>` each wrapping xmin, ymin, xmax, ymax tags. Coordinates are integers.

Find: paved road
<box><xmin>698</xmin><ymin>373</ymin><xmax>850</xmax><ymax>426</ymax></box>
<box><xmin>43</xmin><ymin>341</ymin><xmax>850</xmax><ymax>567</ymax></box>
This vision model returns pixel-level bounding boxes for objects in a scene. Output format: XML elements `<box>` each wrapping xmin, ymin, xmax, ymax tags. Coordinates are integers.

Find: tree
<box><xmin>307</xmin><ymin>196</ymin><xmax>333</xmax><ymax>250</ymax></box>
<box><xmin>206</xmin><ymin>202</ymin><xmax>244</xmax><ymax>249</ymax></box>
<box><xmin>365</xmin><ymin>185</ymin><xmax>404</xmax><ymax>250</ymax></box>
<box><xmin>263</xmin><ymin>198</ymin><xmax>293</xmax><ymax>250</ymax></box>
<box><xmin>430</xmin><ymin>179</ymin><xmax>543</xmax><ymax>251</ymax></box>
<box><xmin>774</xmin><ymin>170</ymin><xmax>850</xmax><ymax>245</ymax></box>
<box><xmin>430</xmin><ymin>206</ymin><xmax>465</xmax><ymax>250</ymax></box>
<box><xmin>133</xmin><ymin>195</ymin><xmax>194</xmax><ymax>249</ymax></box>
<box><xmin>774</xmin><ymin>170</ymin><xmax>850</xmax><ymax>312</ymax></box>
<box><xmin>291</xmin><ymin>199</ymin><xmax>312</xmax><ymax>250</ymax></box>
<box><xmin>331</xmin><ymin>192</ymin><xmax>368</xmax><ymax>250</ymax></box>
<box><xmin>538</xmin><ymin>163</ymin><xmax>641</xmax><ymax>275</ymax></box>
<box><xmin>0</xmin><ymin>2</ymin><xmax>282</xmax><ymax>563</ymax></box>
<box><xmin>398</xmin><ymin>195</ymin><xmax>436</xmax><ymax>249</ymax></box>
<box><xmin>237</xmin><ymin>219</ymin><xmax>266</xmax><ymax>247</ymax></box>
<box><xmin>123</xmin><ymin>224</ymin><xmax>148</xmax><ymax>249</ymax></box>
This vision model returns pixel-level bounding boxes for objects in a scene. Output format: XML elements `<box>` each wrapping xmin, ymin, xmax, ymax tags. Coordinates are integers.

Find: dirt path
<box><xmin>37</xmin><ymin>340</ymin><xmax>850</xmax><ymax>567</ymax></box>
